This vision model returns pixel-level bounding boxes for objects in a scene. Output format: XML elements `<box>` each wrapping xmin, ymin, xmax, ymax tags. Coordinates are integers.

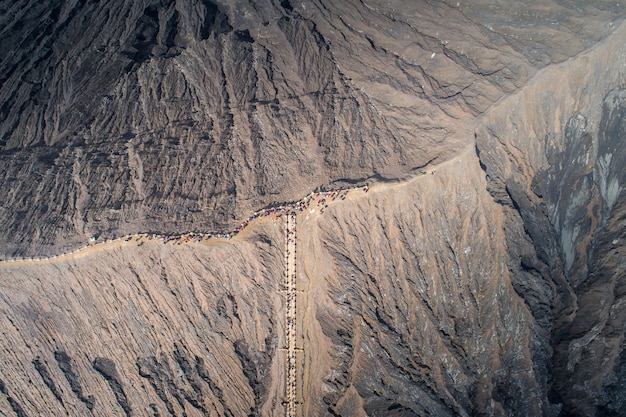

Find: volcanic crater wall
<box><xmin>1</xmin><ymin>1</ymin><xmax>626</xmax><ymax>417</ymax></box>
<box><xmin>1</xmin><ymin>0</ymin><xmax>623</xmax><ymax>257</ymax></box>
<box><xmin>0</xmin><ymin>220</ymin><xmax>285</xmax><ymax>416</ymax></box>
<box><xmin>475</xmin><ymin>24</ymin><xmax>626</xmax><ymax>416</ymax></box>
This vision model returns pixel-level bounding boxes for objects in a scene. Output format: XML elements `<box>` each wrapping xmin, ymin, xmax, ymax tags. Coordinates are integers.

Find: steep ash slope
<box><xmin>0</xmin><ymin>220</ymin><xmax>284</xmax><ymax>416</ymax></box>
<box><xmin>475</xmin><ymin>24</ymin><xmax>626</xmax><ymax>416</ymax></box>
<box><xmin>299</xmin><ymin>150</ymin><xmax>545</xmax><ymax>416</ymax></box>
<box><xmin>0</xmin><ymin>0</ymin><xmax>624</xmax><ymax>256</ymax></box>
<box><xmin>1</xmin><ymin>1</ymin><xmax>626</xmax><ymax>417</ymax></box>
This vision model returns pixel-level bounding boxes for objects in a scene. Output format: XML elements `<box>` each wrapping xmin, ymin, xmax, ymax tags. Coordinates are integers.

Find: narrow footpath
<box><xmin>284</xmin><ymin>211</ymin><xmax>300</xmax><ymax>416</ymax></box>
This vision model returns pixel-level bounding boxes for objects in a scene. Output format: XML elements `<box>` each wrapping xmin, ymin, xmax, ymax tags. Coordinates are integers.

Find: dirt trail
<box><xmin>283</xmin><ymin>211</ymin><xmax>299</xmax><ymax>416</ymax></box>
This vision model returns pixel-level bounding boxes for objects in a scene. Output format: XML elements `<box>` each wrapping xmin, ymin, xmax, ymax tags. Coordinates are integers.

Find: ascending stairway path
<box><xmin>284</xmin><ymin>211</ymin><xmax>300</xmax><ymax>416</ymax></box>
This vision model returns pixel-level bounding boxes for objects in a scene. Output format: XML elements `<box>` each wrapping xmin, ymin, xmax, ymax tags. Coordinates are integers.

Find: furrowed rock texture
<box><xmin>0</xmin><ymin>0</ymin><xmax>624</xmax><ymax>256</ymax></box>
<box><xmin>2</xmin><ymin>1</ymin><xmax>626</xmax><ymax>417</ymax></box>
<box><xmin>475</xmin><ymin>24</ymin><xmax>626</xmax><ymax>416</ymax></box>
<box><xmin>299</xmin><ymin>152</ymin><xmax>545</xmax><ymax>416</ymax></box>
<box><xmin>0</xmin><ymin>220</ymin><xmax>284</xmax><ymax>416</ymax></box>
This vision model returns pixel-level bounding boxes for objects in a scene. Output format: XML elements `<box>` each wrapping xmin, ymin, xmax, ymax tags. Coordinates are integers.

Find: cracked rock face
<box><xmin>1</xmin><ymin>1</ymin><xmax>626</xmax><ymax>416</ymax></box>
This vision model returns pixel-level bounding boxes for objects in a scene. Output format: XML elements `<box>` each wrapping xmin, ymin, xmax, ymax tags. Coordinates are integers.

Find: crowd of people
<box><xmin>127</xmin><ymin>186</ymin><xmax>367</xmax><ymax>245</ymax></box>
<box><xmin>283</xmin><ymin>211</ymin><xmax>299</xmax><ymax>415</ymax></box>
<box><xmin>1</xmin><ymin>185</ymin><xmax>369</xmax><ymax>263</ymax></box>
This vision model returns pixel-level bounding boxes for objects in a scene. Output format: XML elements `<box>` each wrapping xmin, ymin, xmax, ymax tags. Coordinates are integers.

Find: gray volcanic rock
<box><xmin>0</xmin><ymin>0</ymin><xmax>623</xmax><ymax>256</ymax></box>
<box><xmin>475</xmin><ymin>27</ymin><xmax>626</xmax><ymax>415</ymax></box>
<box><xmin>302</xmin><ymin>153</ymin><xmax>543</xmax><ymax>416</ymax></box>
<box><xmin>1</xmin><ymin>1</ymin><xmax>626</xmax><ymax>417</ymax></box>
